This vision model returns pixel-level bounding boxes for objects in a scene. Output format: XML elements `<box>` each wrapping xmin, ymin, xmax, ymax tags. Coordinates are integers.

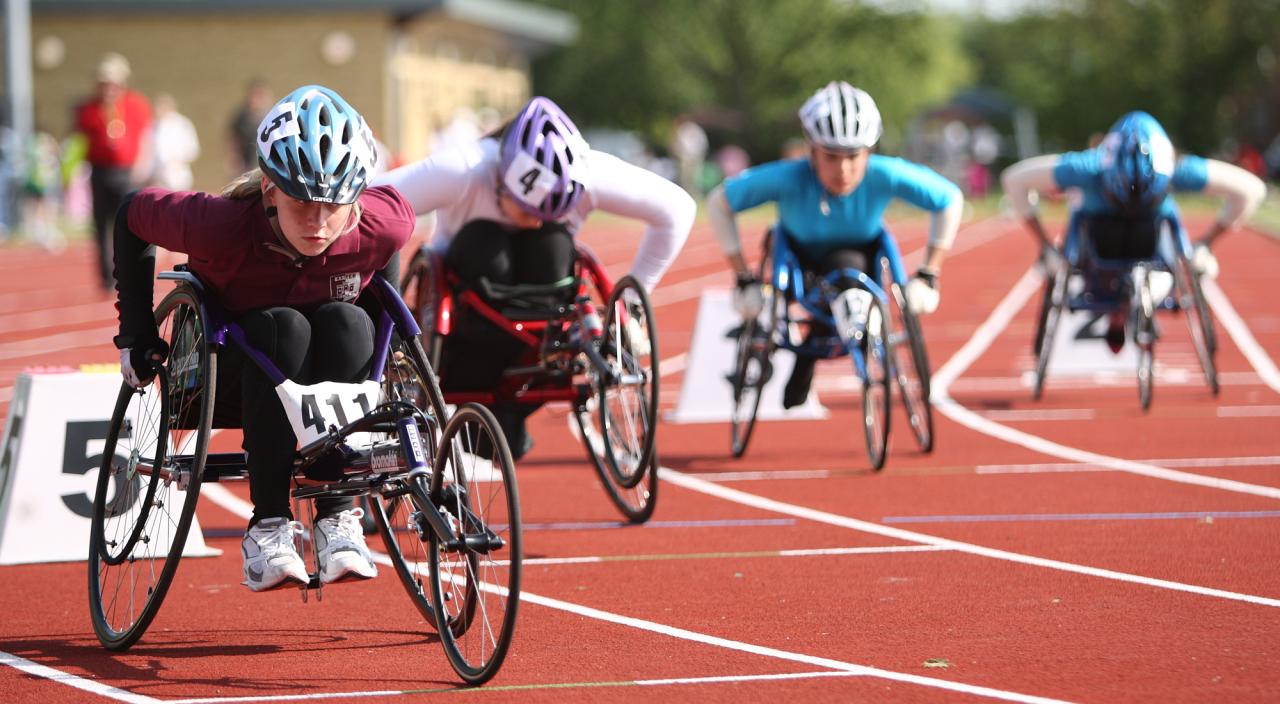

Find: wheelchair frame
<box><xmin>88</xmin><ymin>267</ymin><xmax>522</xmax><ymax>685</ymax></box>
<box><xmin>728</xmin><ymin>226</ymin><xmax>935</xmax><ymax>470</ymax></box>
<box><xmin>1032</xmin><ymin>211</ymin><xmax>1219</xmax><ymax>409</ymax></box>
<box><xmin>401</xmin><ymin>242</ymin><xmax>660</xmax><ymax>523</ymax></box>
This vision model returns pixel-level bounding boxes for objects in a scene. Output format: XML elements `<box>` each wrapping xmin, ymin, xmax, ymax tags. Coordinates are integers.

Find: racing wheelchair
<box><xmin>728</xmin><ymin>227</ymin><xmax>934</xmax><ymax>470</ymax></box>
<box><xmin>88</xmin><ymin>267</ymin><xmax>521</xmax><ymax>685</ymax></box>
<box><xmin>1031</xmin><ymin>212</ymin><xmax>1218</xmax><ymax>410</ymax></box>
<box><xmin>400</xmin><ymin>242</ymin><xmax>660</xmax><ymax>523</ymax></box>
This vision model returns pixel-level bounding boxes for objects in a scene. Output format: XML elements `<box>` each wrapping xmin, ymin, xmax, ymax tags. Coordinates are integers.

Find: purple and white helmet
<box><xmin>499</xmin><ymin>96</ymin><xmax>590</xmax><ymax>221</ymax></box>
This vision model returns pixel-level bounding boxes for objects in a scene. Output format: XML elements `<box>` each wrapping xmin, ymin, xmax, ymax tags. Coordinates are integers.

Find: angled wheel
<box><xmin>371</xmin><ymin>334</ymin><xmax>443</xmax><ymax>622</ymax></box>
<box><xmin>860</xmin><ymin>299</ymin><xmax>891</xmax><ymax>471</ymax></box>
<box><xmin>427</xmin><ymin>403</ymin><xmax>522</xmax><ymax>685</ymax></box>
<box><xmin>887</xmin><ymin>277</ymin><xmax>933</xmax><ymax>453</ymax></box>
<box><xmin>575</xmin><ymin>402</ymin><xmax>659</xmax><ymax>523</ymax></box>
<box><xmin>1134</xmin><ymin>270</ymin><xmax>1156</xmax><ymax>411</ymax></box>
<box><xmin>595</xmin><ymin>275</ymin><xmax>658</xmax><ymax>490</ymax></box>
<box><xmin>401</xmin><ymin>247</ymin><xmax>445</xmax><ymax>369</ymax></box>
<box><xmin>89</xmin><ymin>285</ymin><xmax>213</xmax><ymax>650</ymax></box>
<box><xmin>1032</xmin><ymin>267</ymin><xmax>1069</xmax><ymax>400</ymax></box>
<box><xmin>1172</xmin><ymin>253</ymin><xmax>1219</xmax><ymax>395</ymax></box>
<box><xmin>730</xmin><ymin>239</ymin><xmax>779</xmax><ymax>459</ymax></box>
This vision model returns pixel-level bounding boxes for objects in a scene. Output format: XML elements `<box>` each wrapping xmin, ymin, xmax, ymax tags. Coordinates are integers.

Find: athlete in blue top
<box><xmin>1002</xmin><ymin>110</ymin><xmax>1266</xmax><ymax>351</ymax></box>
<box><xmin>708</xmin><ymin>81</ymin><xmax>964</xmax><ymax>408</ymax></box>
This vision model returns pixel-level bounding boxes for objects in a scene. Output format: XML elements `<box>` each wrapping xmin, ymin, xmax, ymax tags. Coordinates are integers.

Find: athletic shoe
<box><xmin>1105</xmin><ymin>311</ymin><xmax>1126</xmax><ymax>354</ymax></box>
<box><xmin>315</xmin><ymin>508</ymin><xmax>378</xmax><ymax>584</ymax></box>
<box><xmin>242</xmin><ymin>517</ymin><xmax>308</xmax><ymax>592</ymax></box>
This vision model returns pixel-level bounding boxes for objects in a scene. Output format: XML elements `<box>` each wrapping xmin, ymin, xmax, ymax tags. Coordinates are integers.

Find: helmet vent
<box><xmin>298</xmin><ymin>150</ymin><xmax>314</xmax><ymax>177</ymax></box>
<box><xmin>319</xmin><ymin>134</ymin><xmax>332</xmax><ymax>162</ymax></box>
<box><xmin>318</xmin><ymin>105</ymin><xmax>331</xmax><ymax>127</ymax></box>
<box><xmin>341</xmin><ymin>122</ymin><xmax>352</xmax><ymax>144</ymax></box>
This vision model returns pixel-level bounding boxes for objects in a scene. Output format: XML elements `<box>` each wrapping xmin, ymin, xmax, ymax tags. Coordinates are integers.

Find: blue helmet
<box><xmin>256</xmin><ymin>85</ymin><xmax>377</xmax><ymax>205</ymax></box>
<box><xmin>1099</xmin><ymin>111</ymin><xmax>1175</xmax><ymax>213</ymax></box>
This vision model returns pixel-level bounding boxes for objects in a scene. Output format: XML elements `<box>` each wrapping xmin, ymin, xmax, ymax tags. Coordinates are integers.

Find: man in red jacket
<box><xmin>75</xmin><ymin>53</ymin><xmax>152</xmax><ymax>291</ymax></box>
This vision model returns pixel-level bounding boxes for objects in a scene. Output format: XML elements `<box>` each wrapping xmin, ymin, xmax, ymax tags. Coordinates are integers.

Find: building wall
<box><xmin>30</xmin><ymin>12</ymin><xmax>390</xmax><ymax>192</ymax></box>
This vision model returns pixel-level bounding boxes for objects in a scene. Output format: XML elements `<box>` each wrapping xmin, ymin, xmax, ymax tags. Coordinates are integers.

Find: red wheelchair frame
<box><xmin>400</xmin><ymin>242</ymin><xmax>660</xmax><ymax>523</ymax></box>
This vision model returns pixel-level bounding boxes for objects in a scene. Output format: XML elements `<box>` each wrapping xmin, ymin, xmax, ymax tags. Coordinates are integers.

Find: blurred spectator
<box><xmin>433</xmin><ymin>106</ymin><xmax>482</xmax><ymax>153</ymax></box>
<box><xmin>74</xmin><ymin>52</ymin><xmax>152</xmax><ymax>290</ymax></box>
<box><xmin>965</xmin><ymin>160</ymin><xmax>990</xmax><ymax>198</ymax></box>
<box><xmin>149</xmin><ymin>93</ymin><xmax>200</xmax><ymax>191</ymax></box>
<box><xmin>1235</xmin><ymin>142</ymin><xmax>1266</xmax><ymax>179</ymax></box>
<box><xmin>22</xmin><ymin>128</ymin><xmax>65</xmax><ymax>251</ymax></box>
<box><xmin>60</xmin><ymin>133</ymin><xmax>92</xmax><ymax>225</ymax></box>
<box><xmin>670</xmin><ymin>116</ymin><xmax>708</xmax><ymax>195</ymax></box>
<box><xmin>781</xmin><ymin>137</ymin><xmax>807</xmax><ymax>160</ymax></box>
<box><xmin>228</xmin><ymin>78</ymin><xmax>271</xmax><ymax>175</ymax></box>
<box><xmin>1265</xmin><ymin>134</ymin><xmax>1280</xmax><ymax>182</ymax></box>
<box><xmin>714</xmin><ymin>144</ymin><xmax>750</xmax><ymax>180</ymax></box>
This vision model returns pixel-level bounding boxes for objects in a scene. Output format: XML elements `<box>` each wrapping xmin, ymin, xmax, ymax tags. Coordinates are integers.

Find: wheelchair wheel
<box><xmin>371</xmin><ymin>334</ymin><xmax>443</xmax><ymax>622</ymax></box>
<box><xmin>427</xmin><ymin>403</ymin><xmax>522</xmax><ymax>685</ymax></box>
<box><xmin>401</xmin><ymin>247</ymin><xmax>445</xmax><ymax>369</ymax></box>
<box><xmin>1135</xmin><ymin>272</ymin><xmax>1156</xmax><ymax>411</ymax></box>
<box><xmin>1032</xmin><ymin>267</ymin><xmax>1069</xmax><ymax>400</ymax></box>
<box><xmin>1173</xmin><ymin>254</ymin><xmax>1219</xmax><ymax>395</ymax></box>
<box><xmin>594</xmin><ymin>275</ymin><xmax>659</xmax><ymax>490</ymax></box>
<box><xmin>89</xmin><ymin>286</ymin><xmax>213</xmax><ymax>650</ymax></box>
<box><xmin>575</xmin><ymin>402</ymin><xmax>659</xmax><ymax>523</ymax></box>
<box><xmin>887</xmin><ymin>280</ymin><xmax>934</xmax><ymax>453</ymax></box>
<box><xmin>860</xmin><ymin>299</ymin><xmax>891</xmax><ymax>471</ymax></box>
<box><xmin>730</xmin><ymin>241</ymin><xmax>779</xmax><ymax>459</ymax></box>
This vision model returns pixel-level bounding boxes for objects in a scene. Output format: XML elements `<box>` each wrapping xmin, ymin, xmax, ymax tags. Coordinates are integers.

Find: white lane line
<box><xmin>977</xmin><ymin>455</ymin><xmax>1280</xmax><ymax>474</ymax></box>
<box><xmin>515</xmin><ymin>544</ymin><xmax>949</xmax><ymax>567</ymax></box>
<box><xmin>977</xmin><ymin>409</ymin><xmax>1096</xmax><ymax>421</ymax></box>
<box><xmin>1217</xmin><ymin>405</ymin><xmax>1280</xmax><ymax>417</ymax></box>
<box><xmin>930</xmin><ymin>267</ymin><xmax>1280</xmax><ymax>501</ymax></box>
<box><xmin>661</xmin><ymin>469</ymin><xmax>1280</xmax><ymax>608</ymax></box>
<box><xmin>0</xmin><ymin>650</ymin><xmax>161</xmax><ymax>704</ymax></box>
<box><xmin>197</xmin><ymin>474</ymin><xmax>1067</xmax><ymax>703</ymax></box>
<box><xmin>0</xmin><ymin>325</ymin><xmax>116</xmax><ymax>362</ymax></box>
<box><xmin>1202</xmin><ymin>278</ymin><xmax>1280</xmax><ymax>394</ymax></box>
<box><xmin>699</xmin><ymin>469</ymin><xmax>832</xmax><ymax>482</ymax></box>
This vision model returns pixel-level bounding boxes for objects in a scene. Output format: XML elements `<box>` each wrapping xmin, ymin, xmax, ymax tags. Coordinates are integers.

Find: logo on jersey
<box><xmin>330</xmin><ymin>272</ymin><xmax>361</xmax><ymax>302</ymax></box>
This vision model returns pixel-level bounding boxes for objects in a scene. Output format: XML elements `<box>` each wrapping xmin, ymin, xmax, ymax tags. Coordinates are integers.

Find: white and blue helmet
<box><xmin>799</xmin><ymin>81</ymin><xmax>883</xmax><ymax>152</ymax></box>
<box><xmin>1099</xmin><ymin>111</ymin><xmax>1175</xmax><ymax>213</ymax></box>
<box><xmin>256</xmin><ymin>85</ymin><xmax>377</xmax><ymax>205</ymax></box>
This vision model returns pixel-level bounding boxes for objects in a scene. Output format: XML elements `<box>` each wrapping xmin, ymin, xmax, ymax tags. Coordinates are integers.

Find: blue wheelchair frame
<box><xmin>1059</xmin><ymin>210</ymin><xmax>1189</xmax><ymax>315</ymax></box>
<box><xmin>768</xmin><ymin>226</ymin><xmax>905</xmax><ymax>381</ymax></box>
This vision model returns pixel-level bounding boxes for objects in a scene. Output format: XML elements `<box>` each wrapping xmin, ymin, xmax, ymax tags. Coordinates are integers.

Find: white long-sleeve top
<box><xmin>374</xmin><ymin>138</ymin><xmax>696</xmax><ymax>292</ymax></box>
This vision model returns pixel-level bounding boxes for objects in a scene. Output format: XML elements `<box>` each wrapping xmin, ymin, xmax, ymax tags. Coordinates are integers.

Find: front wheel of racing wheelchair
<box><xmin>89</xmin><ymin>273</ymin><xmax>522</xmax><ymax>685</ymax></box>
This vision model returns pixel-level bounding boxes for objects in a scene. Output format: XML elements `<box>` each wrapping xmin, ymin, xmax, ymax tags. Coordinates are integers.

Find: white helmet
<box><xmin>798</xmin><ymin>81</ymin><xmax>882</xmax><ymax>151</ymax></box>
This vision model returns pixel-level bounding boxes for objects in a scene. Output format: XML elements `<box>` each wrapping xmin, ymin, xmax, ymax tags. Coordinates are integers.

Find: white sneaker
<box><xmin>242</xmin><ymin>517</ymin><xmax>308</xmax><ymax>592</ymax></box>
<box><xmin>315</xmin><ymin>508</ymin><xmax>378</xmax><ymax>584</ymax></box>
<box><xmin>832</xmin><ymin>288</ymin><xmax>873</xmax><ymax>343</ymax></box>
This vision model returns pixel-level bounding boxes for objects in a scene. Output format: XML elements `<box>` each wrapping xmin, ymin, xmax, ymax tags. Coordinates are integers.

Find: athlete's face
<box><xmin>498</xmin><ymin>189</ymin><xmax>545</xmax><ymax>229</ymax></box>
<box><xmin>810</xmin><ymin>145</ymin><xmax>870</xmax><ymax>197</ymax></box>
<box><xmin>264</xmin><ymin>178</ymin><xmax>358</xmax><ymax>256</ymax></box>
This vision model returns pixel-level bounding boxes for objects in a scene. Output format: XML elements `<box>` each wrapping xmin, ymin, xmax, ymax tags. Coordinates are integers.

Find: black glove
<box><xmin>122</xmin><ymin>338</ymin><xmax>170</xmax><ymax>388</ymax></box>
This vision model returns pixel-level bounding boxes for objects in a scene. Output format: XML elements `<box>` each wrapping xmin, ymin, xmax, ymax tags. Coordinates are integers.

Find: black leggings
<box><xmin>92</xmin><ymin>166</ymin><xmax>132</xmax><ymax>289</ymax></box>
<box><xmin>217</xmin><ymin>302</ymin><xmax>375</xmax><ymax>527</ymax></box>
<box><xmin>440</xmin><ymin>219</ymin><xmax>575</xmax><ymax>448</ymax></box>
<box><xmin>796</xmin><ymin>243</ymin><xmax>881</xmax><ymax>336</ymax></box>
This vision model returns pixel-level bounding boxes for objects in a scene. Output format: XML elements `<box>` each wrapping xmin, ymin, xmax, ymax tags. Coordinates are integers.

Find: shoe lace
<box><xmin>319</xmin><ymin>508</ymin><xmax>366</xmax><ymax>549</ymax></box>
<box><xmin>255</xmin><ymin>520</ymin><xmax>303</xmax><ymax>559</ymax></box>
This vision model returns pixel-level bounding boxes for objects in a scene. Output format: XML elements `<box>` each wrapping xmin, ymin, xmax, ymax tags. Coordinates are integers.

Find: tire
<box><xmin>860</xmin><ymin>299</ymin><xmax>891</xmax><ymax>471</ymax></box>
<box><xmin>1173</xmin><ymin>254</ymin><xmax>1219</xmax><ymax>395</ymax></box>
<box><xmin>401</xmin><ymin>247</ymin><xmax>444</xmax><ymax>369</ymax></box>
<box><xmin>1033</xmin><ymin>268</ymin><xmax>1069</xmax><ymax>400</ymax></box>
<box><xmin>575</xmin><ymin>405</ymin><xmax>659</xmax><ymax>523</ymax></box>
<box><xmin>89</xmin><ymin>286</ymin><xmax>213</xmax><ymax>650</ymax></box>
<box><xmin>595</xmin><ymin>276</ymin><xmax>658</xmax><ymax>490</ymax></box>
<box><xmin>888</xmin><ymin>280</ymin><xmax>934</xmax><ymax>453</ymax></box>
<box><xmin>1135</xmin><ymin>271</ymin><xmax>1156</xmax><ymax>411</ymax></box>
<box><xmin>730</xmin><ymin>241</ymin><xmax>778</xmax><ymax>459</ymax></box>
<box><xmin>371</xmin><ymin>334</ymin><xmax>443</xmax><ymax>622</ymax></box>
<box><xmin>427</xmin><ymin>403</ymin><xmax>522</xmax><ymax>685</ymax></box>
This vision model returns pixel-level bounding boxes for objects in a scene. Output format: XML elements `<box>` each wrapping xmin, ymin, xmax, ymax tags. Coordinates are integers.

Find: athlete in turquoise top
<box><xmin>708</xmin><ymin>81</ymin><xmax>964</xmax><ymax>408</ymax></box>
<box><xmin>1002</xmin><ymin>110</ymin><xmax>1265</xmax><ymax>351</ymax></box>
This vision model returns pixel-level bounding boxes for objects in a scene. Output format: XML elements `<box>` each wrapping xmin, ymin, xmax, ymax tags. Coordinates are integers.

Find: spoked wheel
<box><xmin>575</xmin><ymin>401</ymin><xmax>659</xmax><ymax>523</ymax></box>
<box><xmin>1032</xmin><ymin>267</ymin><xmax>1069</xmax><ymax>400</ymax></box>
<box><xmin>1173</xmin><ymin>255</ymin><xmax>1219</xmax><ymax>395</ymax></box>
<box><xmin>371</xmin><ymin>334</ymin><xmax>443</xmax><ymax>622</ymax></box>
<box><xmin>400</xmin><ymin>247</ymin><xmax>445</xmax><ymax>369</ymax></box>
<box><xmin>887</xmin><ymin>278</ymin><xmax>933</xmax><ymax>453</ymax></box>
<box><xmin>860</xmin><ymin>299</ymin><xmax>892</xmax><ymax>471</ymax></box>
<box><xmin>426</xmin><ymin>403</ymin><xmax>521</xmax><ymax>685</ymax></box>
<box><xmin>730</xmin><ymin>243</ymin><xmax>778</xmax><ymax>459</ymax></box>
<box><xmin>1134</xmin><ymin>271</ymin><xmax>1156</xmax><ymax>411</ymax></box>
<box><xmin>89</xmin><ymin>286</ymin><xmax>213</xmax><ymax>650</ymax></box>
<box><xmin>594</xmin><ymin>275</ymin><xmax>659</xmax><ymax>490</ymax></box>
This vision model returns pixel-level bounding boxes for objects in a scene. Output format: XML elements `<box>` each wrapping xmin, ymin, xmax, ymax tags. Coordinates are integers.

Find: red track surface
<box><xmin>2</xmin><ymin>213</ymin><xmax>1279</xmax><ymax>703</ymax></box>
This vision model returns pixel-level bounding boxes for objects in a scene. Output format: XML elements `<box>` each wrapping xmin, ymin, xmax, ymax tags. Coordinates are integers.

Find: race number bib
<box><xmin>503</xmin><ymin>151</ymin><xmax>558</xmax><ymax>209</ymax></box>
<box><xmin>257</xmin><ymin>100</ymin><xmax>301</xmax><ymax>161</ymax></box>
<box><xmin>275</xmin><ymin>379</ymin><xmax>383</xmax><ymax>448</ymax></box>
